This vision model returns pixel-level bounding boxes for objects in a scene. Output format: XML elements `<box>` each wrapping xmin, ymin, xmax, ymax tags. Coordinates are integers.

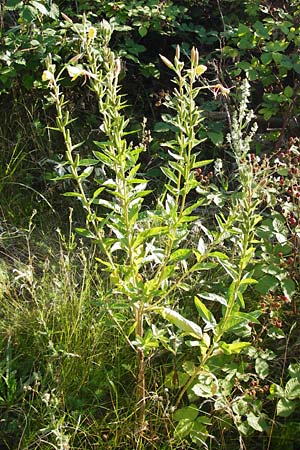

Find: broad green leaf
<box><xmin>174</xmin><ymin>418</ymin><xmax>193</xmax><ymax>439</ymax></box>
<box><xmin>253</xmin><ymin>21</ymin><xmax>269</xmax><ymax>39</ymax></box>
<box><xmin>285</xmin><ymin>378</ymin><xmax>300</xmax><ymax>400</ymax></box>
<box><xmin>237</xmin><ymin>23</ymin><xmax>251</xmax><ymax>37</ymax></box>
<box><xmin>255</xmin><ymin>275</ymin><xmax>279</xmax><ymax>294</ymax></box>
<box><xmin>192</xmin><ymin>373</ymin><xmax>218</xmax><ymax>398</ymax></box>
<box><xmin>255</xmin><ymin>357</ymin><xmax>269</xmax><ymax>379</ymax></box>
<box><xmin>261</xmin><ymin>52</ymin><xmax>273</xmax><ymax>65</ymax></box>
<box><xmin>5</xmin><ymin>0</ymin><xmax>22</xmax><ymax>7</ymax></box>
<box><xmin>31</xmin><ymin>0</ymin><xmax>49</xmax><ymax>15</ymax></box>
<box><xmin>219</xmin><ymin>341</ymin><xmax>250</xmax><ymax>355</ymax></box>
<box><xmin>221</xmin><ymin>311</ymin><xmax>260</xmax><ymax>335</ymax></box>
<box><xmin>190</xmin><ymin>418</ymin><xmax>210</xmax><ymax>445</ymax></box>
<box><xmin>284</xmin><ymin>86</ymin><xmax>293</xmax><ymax>98</ymax></box>
<box><xmin>161</xmin><ymin>307</ymin><xmax>202</xmax><ymax>339</ymax></box>
<box><xmin>288</xmin><ymin>364</ymin><xmax>300</xmax><ymax>380</ymax></box>
<box><xmin>293</xmin><ymin>62</ymin><xmax>300</xmax><ymax>74</ymax></box>
<box><xmin>138</xmin><ymin>25</ymin><xmax>148</xmax><ymax>37</ymax></box>
<box><xmin>208</xmin><ymin>131</ymin><xmax>223</xmax><ymax>146</ymax></box>
<box><xmin>173</xmin><ymin>404</ymin><xmax>198</xmax><ymax>421</ymax></box>
<box><xmin>182</xmin><ymin>360</ymin><xmax>196</xmax><ymax>376</ymax></box>
<box><xmin>281</xmin><ymin>278</ymin><xmax>295</xmax><ymax>300</ymax></box>
<box><xmin>277</xmin><ymin>398</ymin><xmax>296</xmax><ymax>417</ymax></box>
<box><xmin>264</xmin><ymin>40</ymin><xmax>289</xmax><ymax>52</ymax></box>
<box><xmin>247</xmin><ymin>412</ymin><xmax>268</xmax><ymax>432</ymax></box>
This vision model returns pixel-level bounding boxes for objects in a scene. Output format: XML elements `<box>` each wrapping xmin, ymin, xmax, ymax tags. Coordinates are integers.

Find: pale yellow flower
<box><xmin>88</xmin><ymin>27</ymin><xmax>97</xmax><ymax>40</ymax></box>
<box><xmin>42</xmin><ymin>70</ymin><xmax>54</xmax><ymax>83</ymax></box>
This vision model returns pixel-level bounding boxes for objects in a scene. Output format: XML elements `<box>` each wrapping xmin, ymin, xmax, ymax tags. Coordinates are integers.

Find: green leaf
<box><xmin>182</xmin><ymin>361</ymin><xmax>196</xmax><ymax>376</ymax></box>
<box><xmin>169</xmin><ymin>248</ymin><xmax>191</xmax><ymax>263</ymax></box>
<box><xmin>174</xmin><ymin>404</ymin><xmax>198</xmax><ymax>421</ymax></box>
<box><xmin>207</xmin><ymin>131</ymin><xmax>223</xmax><ymax>146</ymax></box>
<box><xmin>285</xmin><ymin>378</ymin><xmax>300</xmax><ymax>400</ymax></box>
<box><xmin>160</xmin><ymin>307</ymin><xmax>202</xmax><ymax>339</ymax></box>
<box><xmin>255</xmin><ymin>275</ymin><xmax>279</xmax><ymax>294</ymax></box>
<box><xmin>272</xmin><ymin>52</ymin><xmax>282</xmax><ymax>64</ymax></box>
<box><xmin>219</xmin><ymin>341</ymin><xmax>251</xmax><ymax>355</ymax></box>
<box><xmin>288</xmin><ymin>364</ymin><xmax>300</xmax><ymax>380</ymax></box>
<box><xmin>194</xmin><ymin>296</ymin><xmax>216</xmax><ymax>331</ymax></box>
<box><xmin>237</xmin><ymin>23</ymin><xmax>251</xmax><ymax>37</ymax></box>
<box><xmin>255</xmin><ymin>357</ymin><xmax>269</xmax><ymax>379</ymax></box>
<box><xmin>192</xmin><ymin>159</ymin><xmax>214</xmax><ymax>169</ymax></box>
<box><xmin>63</xmin><ymin>192</ymin><xmax>83</xmax><ymax>199</ymax></box>
<box><xmin>247</xmin><ymin>412</ymin><xmax>268</xmax><ymax>432</ymax></box>
<box><xmin>261</xmin><ymin>52</ymin><xmax>272</xmax><ymax>65</ymax></box>
<box><xmin>133</xmin><ymin>226</ymin><xmax>168</xmax><ymax>247</ymax></box>
<box><xmin>192</xmin><ymin>373</ymin><xmax>218</xmax><ymax>398</ymax></box>
<box><xmin>78</xmin><ymin>158</ymin><xmax>99</xmax><ymax>166</ymax></box>
<box><xmin>198</xmin><ymin>292</ymin><xmax>227</xmax><ymax>306</ymax></box>
<box><xmin>240</xmin><ymin>277</ymin><xmax>257</xmax><ymax>285</ymax></box>
<box><xmin>253</xmin><ymin>21</ymin><xmax>269</xmax><ymax>39</ymax></box>
<box><xmin>174</xmin><ymin>418</ymin><xmax>194</xmax><ymax>439</ymax></box>
<box><xmin>5</xmin><ymin>0</ymin><xmax>22</xmax><ymax>7</ymax></box>
<box><xmin>30</xmin><ymin>0</ymin><xmax>49</xmax><ymax>15</ymax></box>
<box><xmin>264</xmin><ymin>40</ymin><xmax>289</xmax><ymax>52</ymax></box>
<box><xmin>161</xmin><ymin>166</ymin><xmax>177</xmax><ymax>184</ymax></box>
<box><xmin>269</xmin><ymin>383</ymin><xmax>285</xmax><ymax>398</ymax></box>
<box><xmin>75</xmin><ymin>228</ymin><xmax>95</xmax><ymax>239</ymax></box>
<box><xmin>138</xmin><ymin>25</ymin><xmax>148</xmax><ymax>37</ymax></box>
<box><xmin>284</xmin><ymin>86</ymin><xmax>293</xmax><ymax>98</ymax></box>
<box><xmin>208</xmin><ymin>251</ymin><xmax>228</xmax><ymax>260</ymax></box>
<box><xmin>277</xmin><ymin>398</ymin><xmax>296</xmax><ymax>417</ymax></box>
<box><xmin>281</xmin><ymin>278</ymin><xmax>295</xmax><ymax>301</ymax></box>
<box><xmin>79</xmin><ymin>166</ymin><xmax>94</xmax><ymax>179</ymax></box>
<box><xmin>293</xmin><ymin>62</ymin><xmax>300</xmax><ymax>74</ymax></box>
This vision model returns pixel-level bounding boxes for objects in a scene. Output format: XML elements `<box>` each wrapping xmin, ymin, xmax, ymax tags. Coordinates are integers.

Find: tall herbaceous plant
<box><xmin>43</xmin><ymin>15</ymin><xmax>265</xmax><ymax>441</ymax></box>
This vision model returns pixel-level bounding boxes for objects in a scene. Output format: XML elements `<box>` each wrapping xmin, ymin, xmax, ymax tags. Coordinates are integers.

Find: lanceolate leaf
<box><xmin>197</xmin><ymin>292</ymin><xmax>227</xmax><ymax>306</ymax></box>
<box><xmin>160</xmin><ymin>307</ymin><xmax>203</xmax><ymax>339</ymax></box>
<box><xmin>194</xmin><ymin>296</ymin><xmax>216</xmax><ymax>330</ymax></box>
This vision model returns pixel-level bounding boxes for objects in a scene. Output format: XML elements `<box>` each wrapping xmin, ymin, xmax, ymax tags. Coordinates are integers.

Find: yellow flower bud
<box><xmin>159</xmin><ymin>54</ymin><xmax>175</xmax><ymax>70</ymax></box>
<box><xmin>191</xmin><ymin>47</ymin><xmax>199</xmax><ymax>66</ymax></box>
